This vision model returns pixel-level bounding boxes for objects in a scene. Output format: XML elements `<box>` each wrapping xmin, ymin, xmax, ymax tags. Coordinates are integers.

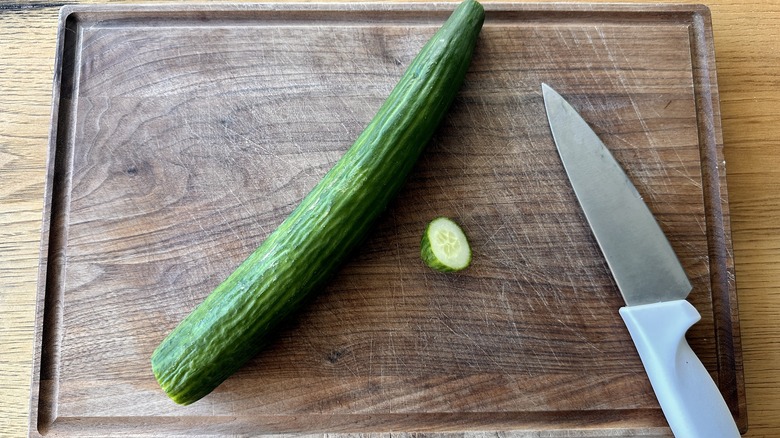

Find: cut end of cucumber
<box><xmin>421</xmin><ymin>217</ymin><xmax>471</xmax><ymax>272</ymax></box>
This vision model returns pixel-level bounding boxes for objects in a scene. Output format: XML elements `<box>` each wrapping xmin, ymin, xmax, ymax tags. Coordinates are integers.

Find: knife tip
<box><xmin>541</xmin><ymin>83</ymin><xmax>560</xmax><ymax>112</ymax></box>
<box><xmin>541</xmin><ymin>82</ymin><xmax>557</xmax><ymax>99</ymax></box>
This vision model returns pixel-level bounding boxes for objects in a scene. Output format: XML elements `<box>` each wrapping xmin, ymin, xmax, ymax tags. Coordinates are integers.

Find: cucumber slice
<box><xmin>421</xmin><ymin>217</ymin><xmax>472</xmax><ymax>272</ymax></box>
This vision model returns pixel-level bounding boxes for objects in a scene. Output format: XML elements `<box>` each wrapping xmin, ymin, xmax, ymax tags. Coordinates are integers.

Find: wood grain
<box><xmin>2</xmin><ymin>1</ymin><xmax>779</xmax><ymax>437</ymax></box>
<box><xmin>0</xmin><ymin>5</ymin><xmax>62</xmax><ymax>438</ymax></box>
<box><xmin>22</xmin><ymin>3</ymin><xmax>739</xmax><ymax>436</ymax></box>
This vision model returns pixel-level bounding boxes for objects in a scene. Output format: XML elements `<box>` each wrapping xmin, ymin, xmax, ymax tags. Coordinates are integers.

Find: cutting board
<box><xmin>31</xmin><ymin>3</ymin><xmax>746</xmax><ymax>436</ymax></box>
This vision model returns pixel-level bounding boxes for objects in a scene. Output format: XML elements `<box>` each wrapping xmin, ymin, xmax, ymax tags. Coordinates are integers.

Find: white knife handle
<box><xmin>619</xmin><ymin>300</ymin><xmax>741</xmax><ymax>438</ymax></box>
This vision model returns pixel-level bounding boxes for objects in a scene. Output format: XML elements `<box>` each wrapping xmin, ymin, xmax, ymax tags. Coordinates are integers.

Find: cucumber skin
<box><xmin>151</xmin><ymin>0</ymin><xmax>485</xmax><ymax>406</ymax></box>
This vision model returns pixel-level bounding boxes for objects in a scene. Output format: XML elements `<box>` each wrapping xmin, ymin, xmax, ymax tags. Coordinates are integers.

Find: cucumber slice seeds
<box><xmin>421</xmin><ymin>217</ymin><xmax>472</xmax><ymax>272</ymax></box>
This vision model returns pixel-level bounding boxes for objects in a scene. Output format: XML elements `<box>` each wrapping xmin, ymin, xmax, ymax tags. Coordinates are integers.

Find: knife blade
<box><xmin>542</xmin><ymin>83</ymin><xmax>740</xmax><ymax>438</ymax></box>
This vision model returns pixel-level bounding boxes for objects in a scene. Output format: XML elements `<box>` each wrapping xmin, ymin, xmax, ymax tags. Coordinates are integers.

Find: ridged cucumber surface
<box><xmin>151</xmin><ymin>0</ymin><xmax>484</xmax><ymax>405</ymax></box>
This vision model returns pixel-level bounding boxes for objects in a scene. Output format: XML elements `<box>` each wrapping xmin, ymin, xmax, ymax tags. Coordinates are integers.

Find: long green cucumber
<box><xmin>151</xmin><ymin>0</ymin><xmax>484</xmax><ymax>405</ymax></box>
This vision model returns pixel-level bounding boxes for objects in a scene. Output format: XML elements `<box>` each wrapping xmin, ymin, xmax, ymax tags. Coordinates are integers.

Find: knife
<box><xmin>541</xmin><ymin>83</ymin><xmax>740</xmax><ymax>438</ymax></box>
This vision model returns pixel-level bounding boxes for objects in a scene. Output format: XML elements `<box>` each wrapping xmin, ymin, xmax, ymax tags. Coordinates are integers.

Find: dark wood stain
<box><xmin>29</xmin><ymin>3</ymin><xmax>744</xmax><ymax>437</ymax></box>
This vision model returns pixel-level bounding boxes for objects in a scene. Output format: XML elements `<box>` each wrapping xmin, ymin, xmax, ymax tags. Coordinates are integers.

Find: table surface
<box><xmin>1</xmin><ymin>0</ymin><xmax>778</xmax><ymax>437</ymax></box>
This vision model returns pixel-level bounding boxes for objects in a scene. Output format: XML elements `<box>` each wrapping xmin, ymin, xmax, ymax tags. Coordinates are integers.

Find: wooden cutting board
<box><xmin>30</xmin><ymin>3</ymin><xmax>746</xmax><ymax>436</ymax></box>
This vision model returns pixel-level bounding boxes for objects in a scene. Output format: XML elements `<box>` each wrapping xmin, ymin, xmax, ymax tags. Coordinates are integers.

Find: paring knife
<box><xmin>542</xmin><ymin>83</ymin><xmax>740</xmax><ymax>438</ymax></box>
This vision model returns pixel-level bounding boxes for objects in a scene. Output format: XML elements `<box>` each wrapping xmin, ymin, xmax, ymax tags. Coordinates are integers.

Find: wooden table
<box><xmin>1</xmin><ymin>0</ymin><xmax>778</xmax><ymax>436</ymax></box>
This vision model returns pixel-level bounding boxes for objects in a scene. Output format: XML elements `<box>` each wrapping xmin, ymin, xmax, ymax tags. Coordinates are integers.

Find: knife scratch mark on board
<box><xmin>434</xmin><ymin>311</ymin><xmax>504</xmax><ymax>373</ymax></box>
<box><xmin>594</xmin><ymin>26</ymin><xmax>678</xmax><ymax>200</ymax></box>
<box><xmin>670</xmin><ymin>146</ymin><xmax>703</xmax><ymax>189</ymax></box>
<box><xmin>366</xmin><ymin>334</ymin><xmax>374</xmax><ymax>391</ymax></box>
<box><xmin>498</xmin><ymin>283</ymin><xmax>521</xmax><ymax>340</ymax></box>
<box><xmin>390</xmin><ymin>208</ymin><xmax>406</xmax><ymax>307</ymax></box>
<box><xmin>599</xmin><ymin>26</ymin><xmax>644</xmax><ymax>121</ymax></box>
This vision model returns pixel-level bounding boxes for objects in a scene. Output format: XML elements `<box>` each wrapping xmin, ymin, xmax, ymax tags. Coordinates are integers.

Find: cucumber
<box><xmin>421</xmin><ymin>217</ymin><xmax>472</xmax><ymax>272</ymax></box>
<box><xmin>151</xmin><ymin>0</ymin><xmax>484</xmax><ymax>405</ymax></box>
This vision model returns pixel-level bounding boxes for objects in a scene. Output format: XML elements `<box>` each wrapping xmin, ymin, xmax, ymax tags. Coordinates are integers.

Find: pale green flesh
<box><xmin>422</xmin><ymin>217</ymin><xmax>471</xmax><ymax>272</ymax></box>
